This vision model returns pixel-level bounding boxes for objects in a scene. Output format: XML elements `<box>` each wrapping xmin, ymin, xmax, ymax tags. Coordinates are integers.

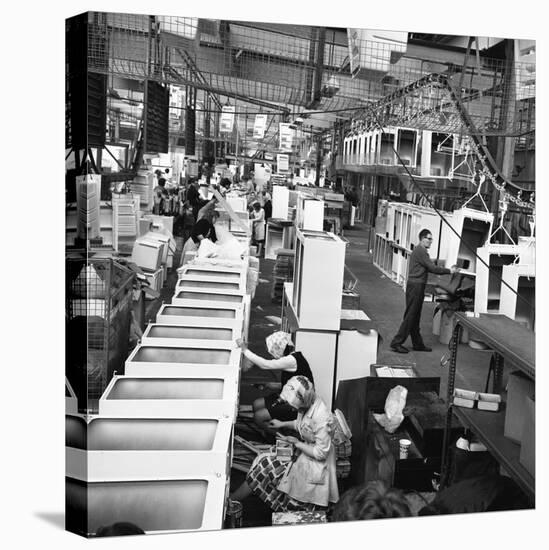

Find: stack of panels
<box><xmin>112</xmin><ymin>195</ymin><xmax>139</xmax><ymax>253</ymax></box>
<box><xmin>131</xmin><ymin>171</ymin><xmax>154</xmax><ymax>209</ymax></box>
<box><xmin>113</xmin><ymin>198</ymin><xmax>139</xmax><ymax>237</ymax></box>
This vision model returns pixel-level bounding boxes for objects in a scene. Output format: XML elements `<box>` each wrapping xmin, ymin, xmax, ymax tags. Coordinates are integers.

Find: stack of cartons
<box><xmin>131</xmin><ymin>171</ymin><xmax>154</xmax><ymax>210</ymax></box>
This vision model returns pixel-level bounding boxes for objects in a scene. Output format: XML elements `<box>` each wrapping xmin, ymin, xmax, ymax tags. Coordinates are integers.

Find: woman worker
<box><xmin>237</xmin><ymin>331</ymin><xmax>313</xmax><ymax>431</ymax></box>
<box><xmin>230</xmin><ymin>375</ymin><xmax>339</xmax><ymax>512</ymax></box>
<box><xmin>250</xmin><ymin>201</ymin><xmax>266</xmax><ymax>256</ymax></box>
<box><xmin>180</xmin><ymin>218</ymin><xmax>216</xmax><ymax>265</ymax></box>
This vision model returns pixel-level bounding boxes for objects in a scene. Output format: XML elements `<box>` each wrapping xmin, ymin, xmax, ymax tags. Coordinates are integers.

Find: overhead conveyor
<box><xmin>356</xmin><ymin>72</ymin><xmax>534</xmax><ymax>208</ymax></box>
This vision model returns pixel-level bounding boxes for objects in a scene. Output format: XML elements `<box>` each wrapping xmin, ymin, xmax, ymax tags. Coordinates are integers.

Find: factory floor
<box><xmin>149</xmin><ymin>219</ymin><xmax>512</xmax><ymax>528</ymax></box>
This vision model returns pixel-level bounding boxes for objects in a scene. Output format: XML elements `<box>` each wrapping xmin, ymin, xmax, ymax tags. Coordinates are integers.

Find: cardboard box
<box><xmin>504</xmin><ymin>371</ymin><xmax>535</xmax><ymax>443</ymax></box>
<box><xmin>519</xmin><ymin>396</ymin><xmax>535</xmax><ymax>476</ymax></box>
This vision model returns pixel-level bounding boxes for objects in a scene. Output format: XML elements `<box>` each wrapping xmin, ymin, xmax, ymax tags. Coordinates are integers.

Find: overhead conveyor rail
<box><xmin>358</xmin><ymin>73</ymin><xmax>534</xmax><ymax>202</ymax></box>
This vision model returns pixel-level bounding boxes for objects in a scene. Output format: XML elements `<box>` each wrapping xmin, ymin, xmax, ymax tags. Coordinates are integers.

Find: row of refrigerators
<box><xmin>66</xmin><ymin>252</ymin><xmax>258</xmax><ymax>536</ymax></box>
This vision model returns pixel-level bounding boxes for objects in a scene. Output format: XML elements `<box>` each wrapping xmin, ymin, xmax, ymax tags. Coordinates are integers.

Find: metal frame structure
<box><xmin>69</xmin><ymin>13</ymin><xmax>535</xmax><ymax>175</ymax></box>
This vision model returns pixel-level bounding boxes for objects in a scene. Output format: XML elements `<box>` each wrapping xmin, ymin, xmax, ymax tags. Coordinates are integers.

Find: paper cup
<box><xmin>399</xmin><ymin>438</ymin><xmax>411</xmax><ymax>459</ymax></box>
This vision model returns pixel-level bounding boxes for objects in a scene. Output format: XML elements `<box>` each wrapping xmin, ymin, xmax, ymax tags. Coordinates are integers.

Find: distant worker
<box><xmin>152</xmin><ymin>178</ymin><xmax>169</xmax><ymax>215</ymax></box>
<box><xmin>244</xmin><ymin>176</ymin><xmax>255</xmax><ymax>196</ymax></box>
<box><xmin>180</xmin><ymin>218</ymin><xmax>216</xmax><ymax>264</ymax></box>
<box><xmin>185</xmin><ymin>179</ymin><xmax>201</xmax><ymax>220</ymax></box>
<box><xmin>262</xmin><ymin>191</ymin><xmax>272</xmax><ymax>221</ymax></box>
<box><xmin>390</xmin><ymin>229</ymin><xmax>457</xmax><ymax>353</ymax></box>
<box><xmin>251</xmin><ymin>201</ymin><xmax>265</xmax><ymax>256</ymax></box>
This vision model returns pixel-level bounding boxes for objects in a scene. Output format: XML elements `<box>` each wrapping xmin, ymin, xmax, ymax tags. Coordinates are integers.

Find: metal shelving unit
<box><xmin>440</xmin><ymin>313</ymin><xmax>535</xmax><ymax>503</ymax></box>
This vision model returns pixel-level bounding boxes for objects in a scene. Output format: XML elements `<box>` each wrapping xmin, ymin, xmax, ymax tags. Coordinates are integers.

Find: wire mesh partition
<box><xmin>66</xmin><ymin>256</ymin><xmax>134</xmax><ymax>412</ymax></box>
<box><xmin>84</xmin><ymin>12</ymin><xmax>535</xmax><ymax>140</ymax></box>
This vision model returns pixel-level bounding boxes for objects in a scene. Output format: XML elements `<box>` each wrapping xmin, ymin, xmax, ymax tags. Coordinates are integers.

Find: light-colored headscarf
<box><xmin>280</xmin><ymin>375</ymin><xmax>316</xmax><ymax>411</ymax></box>
<box><xmin>265</xmin><ymin>331</ymin><xmax>294</xmax><ymax>359</ymax></box>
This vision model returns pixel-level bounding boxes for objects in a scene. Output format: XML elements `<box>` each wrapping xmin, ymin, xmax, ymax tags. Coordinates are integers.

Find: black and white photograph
<box><xmin>3</xmin><ymin>1</ymin><xmax>545</xmax><ymax>548</ymax></box>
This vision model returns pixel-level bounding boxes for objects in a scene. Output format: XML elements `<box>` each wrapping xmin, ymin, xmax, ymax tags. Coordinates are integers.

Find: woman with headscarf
<box><xmin>250</xmin><ymin>201</ymin><xmax>265</xmax><ymax>256</ymax></box>
<box><xmin>237</xmin><ymin>331</ymin><xmax>313</xmax><ymax>430</ymax></box>
<box><xmin>230</xmin><ymin>375</ymin><xmax>339</xmax><ymax>512</ymax></box>
<box><xmin>180</xmin><ymin>218</ymin><xmax>216</xmax><ymax>266</ymax></box>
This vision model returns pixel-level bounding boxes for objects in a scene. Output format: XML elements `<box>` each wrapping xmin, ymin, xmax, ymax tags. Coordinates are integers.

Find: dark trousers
<box><xmin>391</xmin><ymin>282</ymin><xmax>426</xmax><ymax>348</ymax></box>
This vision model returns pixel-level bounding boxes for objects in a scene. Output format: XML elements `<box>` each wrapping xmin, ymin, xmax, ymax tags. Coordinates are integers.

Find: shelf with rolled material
<box><xmin>98</xmin><ymin>372</ymin><xmax>239</xmax><ymax>421</ymax></box>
